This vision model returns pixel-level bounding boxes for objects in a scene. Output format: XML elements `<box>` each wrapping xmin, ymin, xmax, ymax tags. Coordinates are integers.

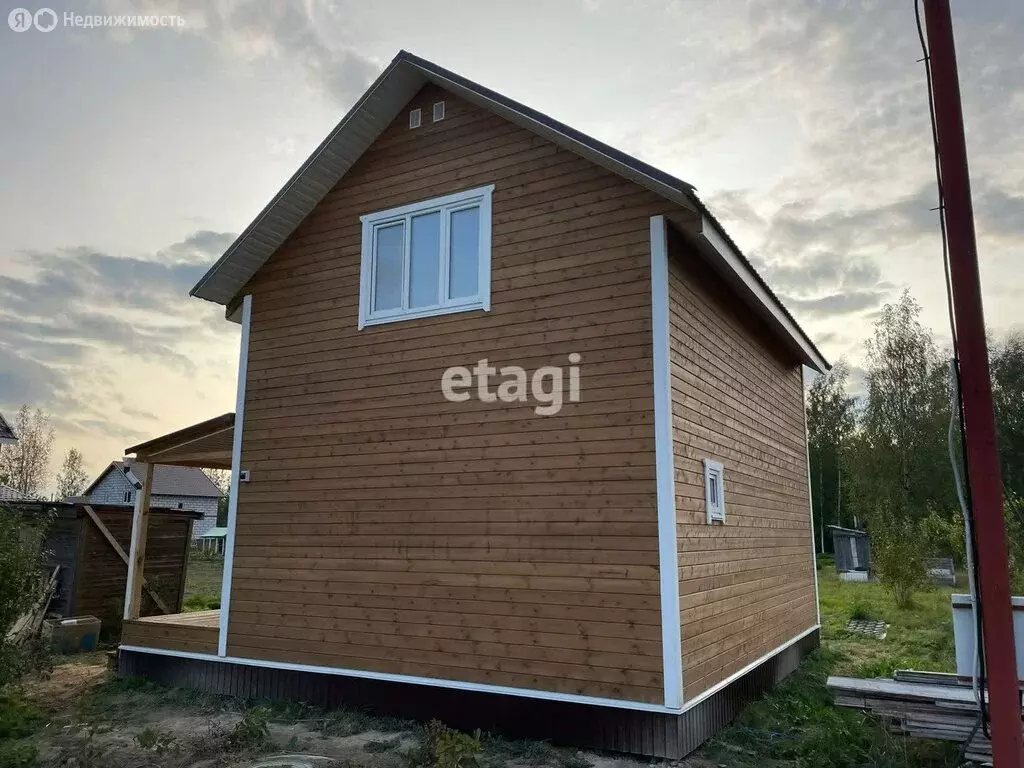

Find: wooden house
<box><xmin>116</xmin><ymin>51</ymin><xmax>827</xmax><ymax>757</ymax></box>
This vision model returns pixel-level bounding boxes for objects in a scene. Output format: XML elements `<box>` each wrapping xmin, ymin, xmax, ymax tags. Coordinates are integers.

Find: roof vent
<box><xmin>409</xmin><ymin>108</ymin><xmax>422</xmax><ymax>129</ymax></box>
<box><xmin>432</xmin><ymin>101</ymin><xmax>445</xmax><ymax>122</ymax></box>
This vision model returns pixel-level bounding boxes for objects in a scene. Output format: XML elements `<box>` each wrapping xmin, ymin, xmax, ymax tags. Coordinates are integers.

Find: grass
<box><xmin>818</xmin><ymin>566</ymin><xmax>957</xmax><ymax>678</ymax></box>
<box><xmin>702</xmin><ymin>566</ymin><xmax>961</xmax><ymax>767</ymax></box>
<box><xmin>0</xmin><ymin>691</ymin><xmax>44</xmax><ymax>768</ymax></box>
<box><xmin>183</xmin><ymin>557</ymin><xmax>223</xmax><ymax>612</ymax></box>
<box><xmin>0</xmin><ymin>562</ymin><xmax>969</xmax><ymax>768</ymax></box>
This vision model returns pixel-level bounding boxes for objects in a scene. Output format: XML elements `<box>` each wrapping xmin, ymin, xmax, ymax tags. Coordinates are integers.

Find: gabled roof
<box><xmin>82</xmin><ymin>460</ymin><xmax>223</xmax><ymax>498</ymax></box>
<box><xmin>0</xmin><ymin>484</ymin><xmax>34</xmax><ymax>502</ymax></box>
<box><xmin>0</xmin><ymin>412</ymin><xmax>16</xmax><ymax>444</ymax></box>
<box><xmin>190</xmin><ymin>51</ymin><xmax>828</xmax><ymax>372</ymax></box>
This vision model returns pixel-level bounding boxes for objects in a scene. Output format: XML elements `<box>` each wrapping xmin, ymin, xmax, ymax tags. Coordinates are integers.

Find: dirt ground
<box><xmin>11</xmin><ymin>654</ymin><xmax>714</xmax><ymax>768</ymax></box>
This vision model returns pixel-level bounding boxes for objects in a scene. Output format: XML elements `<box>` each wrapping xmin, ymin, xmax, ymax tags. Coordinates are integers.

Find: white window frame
<box><xmin>123</xmin><ymin>489</ymin><xmax>133</xmax><ymax>504</ymax></box>
<box><xmin>358</xmin><ymin>184</ymin><xmax>494</xmax><ymax>329</ymax></box>
<box><xmin>703</xmin><ymin>459</ymin><xmax>725</xmax><ymax>524</ymax></box>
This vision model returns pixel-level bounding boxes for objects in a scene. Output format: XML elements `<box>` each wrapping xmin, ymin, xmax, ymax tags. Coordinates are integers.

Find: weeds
<box><xmin>705</xmin><ymin>648</ymin><xmax>957</xmax><ymax>768</ymax></box>
<box><xmin>77</xmin><ymin>675</ymin><xmax>229</xmax><ymax>722</ymax></box>
<box><xmin>227</xmin><ymin>706</ymin><xmax>274</xmax><ymax>753</ymax></box>
<box><xmin>555</xmin><ymin>753</ymin><xmax>593</xmax><ymax>768</ymax></box>
<box><xmin>408</xmin><ymin>721</ymin><xmax>482</xmax><ymax>768</ymax></box>
<box><xmin>0</xmin><ymin>693</ymin><xmax>43</xmax><ymax>740</ymax></box>
<box><xmin>135</xmin><ymin>726</ymin><xmax>177</xmax><ymax>754</ymax></box>
<box><xmin>0</xmin><ymin>742</ymin><xmax>37</xmax><ymax>768</ymax></box>
<box><xmin>849</xmin><ymin>599</ymin><xmax>876</xmax><ymax>622</ymax></box>
<box><xmin>364</xmin><ymin>736</ymin><xmax>402</xmax><ymax>753</ymax></box>
<box><xmin>479</xmin><ymin>733</ymin><xmax>558</xmax><ymax>765</ymax></box>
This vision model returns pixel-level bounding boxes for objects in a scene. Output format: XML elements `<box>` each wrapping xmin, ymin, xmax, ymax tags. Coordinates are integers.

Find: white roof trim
<box><xmin>682</xmin><ymin>215</ymin><xmax>828</xmax><ymax>373</ymax></box>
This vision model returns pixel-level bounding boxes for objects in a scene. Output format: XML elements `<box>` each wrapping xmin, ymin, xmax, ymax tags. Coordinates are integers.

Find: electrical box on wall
<box><xmin>239</xmin><ymin>469</ymin><xmax>251</xmax><ymax>483</ymax></box>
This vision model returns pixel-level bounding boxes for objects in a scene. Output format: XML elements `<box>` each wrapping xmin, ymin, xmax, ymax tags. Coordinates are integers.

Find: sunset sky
<box><xmin>1</xmin><ymin>0</ymin><xmax>1021</xmax><ymax>490</ymax></box>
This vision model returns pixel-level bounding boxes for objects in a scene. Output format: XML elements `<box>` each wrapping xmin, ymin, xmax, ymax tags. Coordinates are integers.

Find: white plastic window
<box><xmin>358</xmin><ymin>185</ymin><xmax>493</xmax><ymax>328</ymax></box>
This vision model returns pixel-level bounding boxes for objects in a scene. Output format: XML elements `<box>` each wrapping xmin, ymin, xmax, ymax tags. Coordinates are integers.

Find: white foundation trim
<box><xmin>680</xmin><ymin>625</ymin><xmax>820</xmax><ymax>713</ymax></box>
<box><xmin>219</xmin><ymin>293</ymin><xmax>252</xmax><ymax>657</ymax></box>
<box><xmin>650</xmin><ymin>215</ymin><xmax>683</xmax><ymax>710</ymax></box>
<box><xmin>118</xmin><ymin>645</ymin><xmax>683</xmax><ymax>714</ymax></box>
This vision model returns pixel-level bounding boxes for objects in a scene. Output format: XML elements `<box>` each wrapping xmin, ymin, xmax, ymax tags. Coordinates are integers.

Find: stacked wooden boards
<box><xmin>828</xmin><ymin>675</ymin><xmax>991</xmax><ymax>763</ymax></box>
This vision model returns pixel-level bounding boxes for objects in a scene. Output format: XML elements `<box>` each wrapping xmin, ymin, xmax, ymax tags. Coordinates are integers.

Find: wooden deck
<box><xmin>121</xmin><ymin>609</ymin><xmax>219</xmax><ymax>654</ymax></box>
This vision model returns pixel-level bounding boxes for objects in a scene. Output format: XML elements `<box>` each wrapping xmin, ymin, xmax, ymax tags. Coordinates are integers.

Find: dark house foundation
<box><xmin>119</xmin><ymin>628</ymin><xmax>818</xmax><ymax>759</ymax></box>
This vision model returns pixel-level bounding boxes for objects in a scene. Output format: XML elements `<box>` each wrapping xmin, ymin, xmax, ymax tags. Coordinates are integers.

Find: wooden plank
<box><xmin>124</xmin><ymin>464</ymin><xmax>155</xmax><ymax>619</ymax></box>
<box><xmin>83</xmin><ymin>502</ymin><xmax>170</xmax><ymax>616</ymax></box>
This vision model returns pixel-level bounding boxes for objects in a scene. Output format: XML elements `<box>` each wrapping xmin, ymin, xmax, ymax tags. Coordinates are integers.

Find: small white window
<box><xmin>358</xmin><ymin>185</ymin><xmax>494</xmax><ymax>328</ymax></box>
<box><xmin>433</xmin><ymin>101</ymin><xmax>445</xmax><ymax>122</ymax></box>
<box><xmin>123</xmin><ymin>490</ymin><xmax>133</xmax><ymax>504</ymax></box>
<box><xmin>409</xmin><ymin>108</ymin><xmax>422</xmax><ymax>129</ymax></box>
<box><xmin>703</xmin><ymin>459</ymin><xmax>725</xmax><ymax>524</ymax></box>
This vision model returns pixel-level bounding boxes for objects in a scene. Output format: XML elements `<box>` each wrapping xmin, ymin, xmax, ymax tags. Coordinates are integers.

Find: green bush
<box><xmin>410</xmin><ymin>720</ymin><xmax>482</xmax><ymax>768</ymax></box>
<box><xmin>0</xmin><ymin>506</ymin><xmax>49</xmax><ymax>687</ymax></box>
<box><xmin>816</xmin><ymin>553</ymin><xmax>835</xmax><ymax>571</ymax></box>
<box><xmin>227</xmin><ymin>706</ymin><xmax>273</xmax><ymax>753</ymax></box>
<box><xmin>870</xmin><ymin>513</ymin><xmax>929</xmax><ymax>608</ymax></box>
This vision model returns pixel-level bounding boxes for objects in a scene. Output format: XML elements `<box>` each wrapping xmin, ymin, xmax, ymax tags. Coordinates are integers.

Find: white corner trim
<box><xmin>691</xmin><ymin>216</ymin><xmax>828</xmax><ymax>373</ymax></box>
<box><xmin>680</xmin><ymin>624</ymin><xmax>820</xmax><ymax>713</ymax></box>
<box><xmin>118</xmin><ymin>645</ymin><xmax>682</xmax><ymax>714</ymax></box>
<box><xmin>802</xmin><ymin>379</ymin><xmax>822</xmax><ymax>625</ymax></box>
<box><xmin>650</xmin><ymin>215</ymin><xmax>683</xmax><ymax>710</ymax></box>
<box><xmin>219</xmin><ymin>293</ymin><xmax>252</xmax><ymax>657</ymax></box>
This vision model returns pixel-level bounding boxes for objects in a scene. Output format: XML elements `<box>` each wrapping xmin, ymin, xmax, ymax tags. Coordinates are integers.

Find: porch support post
<box><xmin>123</xmin><ymin>462</ymin><xmax>154</xmax><ymax>620</ymax></box>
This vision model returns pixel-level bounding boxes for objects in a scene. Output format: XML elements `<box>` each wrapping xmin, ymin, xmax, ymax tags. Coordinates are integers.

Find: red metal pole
<box><xmin>922</xmin><ymin>1</ymin><xmax>1023</xmax><ymax>764</ymax></box>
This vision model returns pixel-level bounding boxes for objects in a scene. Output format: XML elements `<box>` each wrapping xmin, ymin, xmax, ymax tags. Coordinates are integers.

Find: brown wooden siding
<box><xmin>73</xmin><ymin>507</ymin><xmax>193</xmax><ymax>633</ymax></box>
<box><xmin>666</xmin><ymin>228</ymin><xmax>817</xmax><ymax>700</ymax></box>
<box><xmin>229</xmin><ymin>85</ymin><xmax>677</xmax><ymax>703</ymax></box>
<box><xmin>122</xmin><ymin>610</ymin><xmax>219</xmax><ymax>654</ymax></box>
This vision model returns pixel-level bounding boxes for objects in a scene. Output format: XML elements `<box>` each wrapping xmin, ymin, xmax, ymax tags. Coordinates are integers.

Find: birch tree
<box><xmin>55</xmin><ymin>447</ymin><xmax>89</xmax><ymax>499</ymax></box>
<box><xmin>0</xmin><ymin>406</ymin><xmax>55</xmax><ymax>497</ymax></box>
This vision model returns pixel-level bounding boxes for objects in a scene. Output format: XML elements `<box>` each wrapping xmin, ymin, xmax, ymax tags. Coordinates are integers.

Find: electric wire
<box><xmin>914</xmin><ymin>0</ymin><xmax>988</xmax><ymax>745</ymax></box>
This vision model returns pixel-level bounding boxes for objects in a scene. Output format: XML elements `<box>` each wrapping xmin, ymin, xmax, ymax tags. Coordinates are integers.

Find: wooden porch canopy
<box><xmin>125</xmin><ymin>412</ymin><xmax>235</xmax><ymax>470</ymax></box>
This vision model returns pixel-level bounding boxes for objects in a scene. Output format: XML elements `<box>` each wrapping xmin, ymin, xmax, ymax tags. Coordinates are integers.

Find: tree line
<box><xmin>807</xmin><ymin>290</ymin><xmax>1024</xmax><ymax>602</ymax></box>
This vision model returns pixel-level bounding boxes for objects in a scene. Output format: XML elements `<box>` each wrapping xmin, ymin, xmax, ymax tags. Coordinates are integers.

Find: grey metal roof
<box><xmin>190</xmin><ymin>50</ymin><xmax>828</xmax><ymax>372</ymax></box>
<box><xmin>83</xmin><ymin>460</ymin><xmax>223</xmax><ymax>498</ymax></box>
<box><xmin>0</xmin><ymin>484</ymin><xmax>34</xmax><ymax>502</ymax></box>
<box><xmin>0</xmin><ymin>412</ymin><xmax>16</xmax><ymax>443</ymax></box>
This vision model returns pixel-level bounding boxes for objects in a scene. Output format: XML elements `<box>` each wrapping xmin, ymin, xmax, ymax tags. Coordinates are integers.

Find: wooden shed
<box><xmin>116</xmin><ymin>51</ymin><xmax>826</xmax><ymax>759</ymax></box>
<box><xmin>10</xmin><ymin>501</ymin><xmax>200</xmax><ymax>635</ymax></box>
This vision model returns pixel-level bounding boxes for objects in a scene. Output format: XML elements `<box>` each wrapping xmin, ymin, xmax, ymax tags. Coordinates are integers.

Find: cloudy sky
<box><xmin>0</xmin><ymin>0</ymin><xmax>1021</xmax><ymax>491</ymax></box>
